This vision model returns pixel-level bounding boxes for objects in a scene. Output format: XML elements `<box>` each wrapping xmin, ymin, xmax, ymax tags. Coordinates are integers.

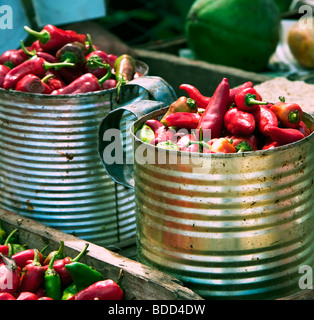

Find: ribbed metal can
<box><xmin>0</xmin><ymin>71</ymin><xmax>176</xmax><ymax>247</ymax></box>
<box><xmin>100</xmin><ymin>103</ymin><xmax>314</xmax><ymax>299</ymax></box>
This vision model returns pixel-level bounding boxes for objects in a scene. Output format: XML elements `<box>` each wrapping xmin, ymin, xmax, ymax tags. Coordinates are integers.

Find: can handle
<box><xmin>98</xmin><ymin>76</ymin><xmax>177</xmax><ymax>188</ymax></box>
<box><xmin>98</xmin><ymin>100</ymin><xmax>166</xmax><ymax>188</ymax></box>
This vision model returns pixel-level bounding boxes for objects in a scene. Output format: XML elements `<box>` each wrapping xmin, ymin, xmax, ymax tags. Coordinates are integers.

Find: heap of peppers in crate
<box><xmin>0</xmin><ymin>225</ymin><xmax>123</xmax><ymax>300</ymax></box>
<box><xmin>139</xmin><ymin>78</ymin><xmax>312</xmax><ymax>152</ymax></box>
<box><xmin>0</xmin><ymin>24</ymin><xmax>141</xmax><ymax>94</ymax></box>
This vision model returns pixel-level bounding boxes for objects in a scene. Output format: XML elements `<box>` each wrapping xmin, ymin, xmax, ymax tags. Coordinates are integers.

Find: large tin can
<box><xmin>99</xmin><ymin>101</ymin><xmax>314</xmax><ymax>299</ymax></box>
<box><xmin>0</xmin><ymin>72</ymin><xmax>177</xmax><ymax>247</ymax></box>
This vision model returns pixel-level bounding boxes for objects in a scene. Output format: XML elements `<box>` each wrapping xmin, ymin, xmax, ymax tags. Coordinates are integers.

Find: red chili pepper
<box><xmin>20</xmin><ymin>40</ymin><xmax>57</xmax><ymax>63</ymax></box>
<box><xmin>179</xmin><ymin>84</ymin><xmax>211</xmax><ymax>108</ymax></box>
<box><xmin>0</xmin><ymin>246</ymin><xmax>9</xmax><ymax>255</ymax></box>
<box><xmin>177</xmin><ymin>134</ymin><xmax>197</xmax><ymax>152</ymax></box>
<box><xmin>251</xmin><ymin>105</ymin><xmax>279</xmax><ymax>135</ymax></box>
<box><xmin>162</xmin><ymin>112</ymin><xmax>201</xmax><ymax>130</ymax></box>
<box><xmin>0</xmin><ymin>253</ymin><xmax>21</xmax><ymax>295</ymax></box>
<box><xmin>180</xmin><ymin>81</ymin><xmax>253</xmax><ymax>109</ymax></box>
<box><xmin>264</xmin><ymin>126</ymin><xmax>305</xmax><ymax>145</ymax></box>
<box><xmin>24</xmin><ymin>25</ymin><xmax>86</xmax><ymax>53</ymax></box>
<box><xmin>68</xmin><ymin>279</ymin><xmax>123</xmax><ymax>300</ymax></box>
<box><xmin>270</xmin><ymin>98</ymin><xmax>303</xmax><ymax>129</ymax></box>
<box><xmin>51</xmin><ymin>71</ymin><xmax>111</xmax><ymax>95</ymax></box>
<box><xmin>227</xmin><ymin>135</ymin><xmax>258</xmax><ymax>152</ymax></box>
<box><xmin>15</xmin><ymin>74</ymin><xmax>52</xmax><ymax>94</ymax></box>
<box><xmin>18</xmin><ymin>249</ymin><xmax>45</xmax><ymax>293</ymax></box>
<box><xmin>16</xmin><ymin>291</ymin><xmax>38</xmax><ymax>300</ymax></box>
<box><xmin>107</xmin><ymin>54</ymin><xmax>118</xmax><ymax>69</ymax></box>
<box><xmin>297</xmin><ymin>121</ymin><xmax>311</xmax><ymax>137</ymax></box>
<box><xmin>262</xmin><ymin>138</ymin><xmax>280</xmax><ymax>150</ymax></box>
<box><xmin>0</xmin><ymin>64</ymin><xmax>10</xmax><ymax>88</ymax></box>
<box><xmin>0</xmin><ymin>292</ymin><xmax>16</xmax><ymax>300</ymax></box>
<box><xmin>35</xmin><ymin>287</ymin><xmax>46</xmax><ymax>298</ymax></box>
<box><xmin>102</xmin><ymin>79</ymin><xmax>117</xmax><ymax>90</ymax></box>
<box><xmin>146</xmin><ymin>119</ymin><xmax>175</xmax><ymax>145</ymax></box>
<box><xmin>43</xmin><ymin>71</ymin><xmax>66</xmax><ymax>91</ymax></box>
<box><xmin>38</xmin><ymin>296</ymin><xmax>54</xmax><ymax>300</ymax></box>
<box><xmin>30</xmin><ymin>40</ymin><xmax>43</xmax><ymax>52</ymax></box>
<box><xmin>3</xmin><ymin>56</ymin><xmax>75</xmax><ymax>90</ymax></box>
<box><xmin>12</xmin><ymin>249</ymin><xmax>44</xmax><ymax>269</ymax></box>
<box><xmin>197</xmin><ymin>78</ymin><xmax>230</xmax><ymax>139</ymax></box>
<box><xmin>228</xmin><ymin>81</ymin><xmax>254</xmax><ymax>106</ymax></box>
<box><xmin>234</xmin><ymin>87</ymin><xmax>267</xmax><ymax>111</ymax></box>
<box><xmin>0</xmin><ymin>48</ymin><xmax>29</xmax><ymax>69</ymax></box>
<box><xmin>224</xmin><ymin>107</ymin><xmax>255</xmax><ymax>136</ymax></box>
<box><xmin>177</xmin><ymin>134</ymin><xmax>198</xmax><ymax>152</ymax></box>
<box><xmin>85</xmin><ymin>50</ymin><xmax>111</xmax><ymax>78</ymax></box>
<box><xmin>58</xmin><ymin>67</ymin><xmax>84</xmax><ymax>84</ymax></box>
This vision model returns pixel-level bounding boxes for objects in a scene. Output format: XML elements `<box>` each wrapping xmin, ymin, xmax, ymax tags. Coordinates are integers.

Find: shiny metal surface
<box><xmin>130</xmin><ymin>108</ymin><xmax>314</xmax><ymax>299</ymax></box>
<box><xmin>0</xmin><ymin>70</ymin><xmax>179</xmax><ymax>248</ymax></box>
<box><xmin>0</xmin><ymin>88</ymin><xmax>135</xmax><ymax>247</ymax></box>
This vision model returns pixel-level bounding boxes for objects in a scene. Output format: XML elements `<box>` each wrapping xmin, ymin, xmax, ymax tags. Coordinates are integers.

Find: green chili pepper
<box><xmin>139</xmin><ymin>124</ymin><xmax>155</xmax><ymax>143</ymax></box>
<box><xmin>45</xmin><ymin>252</ymin><xmax>61</xmax><ymax>300</ymax></box>
<box><xmin>61</xmin><ymin>282</ymin><xmax>77</xmax><ymax>300</ymax></box>
<box><xmin>234</xmin><ymin>141</ymin><xmax>253</xmax><ymax>153</ymax></box>
<box><xmin>65</xmin><ymin>261</ymin><xmax>103</xmax><ymax>292</ymax></box>
<box><xmin>114</xmin><ymin>54</ymin><xmax>135</xmax><ymax>95</ymax></box>
<box><xmin>0</xmin><ymin>221</ymin><xmax>7</xmax><ymax>244</ymax></box>
<box><xmin>11</xmin><ymin>243</ymin><xmax>27</xmax><ymax>254</ymax></box>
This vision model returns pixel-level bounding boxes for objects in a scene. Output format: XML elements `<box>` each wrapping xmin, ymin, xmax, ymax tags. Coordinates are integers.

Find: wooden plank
<box><xmin>0</xmin><ymin>209</ymin><xmax>203</xmax><ymax>300</ymax></box>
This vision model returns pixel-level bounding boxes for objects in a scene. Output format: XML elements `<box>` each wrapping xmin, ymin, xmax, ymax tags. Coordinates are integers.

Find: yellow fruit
<box><xmin>288</xmin><ymin>17</ymin><xmax>314</xmax><ymax>69</ymax></box>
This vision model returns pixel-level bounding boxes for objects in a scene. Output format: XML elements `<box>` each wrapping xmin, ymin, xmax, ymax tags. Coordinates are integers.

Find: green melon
<box><xmin>186</xmin><ymin>0</ymin><xmax>281</xmax><ymax>72</ymax></box>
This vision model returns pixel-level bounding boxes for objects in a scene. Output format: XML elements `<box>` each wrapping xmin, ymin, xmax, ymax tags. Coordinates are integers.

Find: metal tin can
<box><xmin>0</xmin><ymin>71</ymin><xmax>177</xmax><ymax>247</ymax></box>
<box><xmin>99</xmin><ymin>103</ymin><xmax>314</xmax><ymax>299</ymax></box>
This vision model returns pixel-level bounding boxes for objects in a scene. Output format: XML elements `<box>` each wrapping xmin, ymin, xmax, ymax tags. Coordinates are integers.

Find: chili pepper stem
<box><xmin>45</xmin><ymin>59</ymin><xmax>74</xmax><ymax>71</ymax></box>
<box><xmin>98</xmin><ymin>67</ymin><xmax>112</xmax><ymax>85</ymax></box>
<box><xmin>245</xmin><ymin>94</ymin><xmax>268</xmax><ymax>106</ymax></box>
<box><xmin>288</xmin><ymin>110</ymin><xmax>300</xmax><ymax>124</ymax></box>
<box><xmin>4</xmin><ymin>229</ymin><xmax>18</xmax><ymax>246</ymax></box>
<box><xmin>86</xmin><ymin>34</ymin><xmax>96</xmax><ymax>54</ymax></box>
<box><xmin>40</xmin><ymin>244</ymin><xmax>50</xmax><ymax>255</ymax></box>
<box><xmin>189</xmin><ymin>140</ymin><xmax>211</xmax><ymax>150</ymax></box>
<box><xmin>72</xmin><ymin>243</ymin><xmax>89</xmax><ymax>262</ymax></box>
<box><xmin>24</xmin><ymin>26</ymin><xmax>50</xmax><ymax>44</ymax></box>
<box><xmin>20</xmin><ymin>40</ymin><xmax>36</xmax><ymax>57</ymax></box>
<box><xmin>41</xmin><ymin>74</ymin><xmax>54</xmax><ymax>83</ymax></box>
<box><xmin>88</xmin><ymin>57</ymin><xmax>111</xmax><ymax>71</ymax></box>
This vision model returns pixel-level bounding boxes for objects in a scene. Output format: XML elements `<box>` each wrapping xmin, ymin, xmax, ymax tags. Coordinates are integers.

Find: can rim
<box><xmin>131</xmin><ymin>107</ymin><xmax>314</xmax><ymax>159</ymax></box>
<box><xmin>0</xmin><ymin>59</ymin><xmax>148</xmax><ymax>98</ymax></box>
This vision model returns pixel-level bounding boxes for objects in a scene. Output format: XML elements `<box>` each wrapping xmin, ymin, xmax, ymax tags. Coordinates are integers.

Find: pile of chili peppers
<box><xmin>0</xmin><ymin>224</ymin><xmax>124</xmax><ymax>300</ymax></box>
<box><xmin>138</xmin><ymin>78</ymin><xmax>312</xmax><ymax>153</ymax></box>
<box><xmin>0</xmin><ymin>25</ymin><xmax>141</xmax><ymax>94</ymax></box>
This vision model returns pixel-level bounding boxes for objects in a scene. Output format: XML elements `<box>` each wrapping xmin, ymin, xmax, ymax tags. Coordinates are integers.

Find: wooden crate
<box><xmin>0</xmin><ymin>208</ymin><xmax>202</xmax><ymax>300</ymax></box>
<box><xmin>1</xmin><ymin>210</ymin><xmax>313</xmax><ymax>300</ymax></box>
